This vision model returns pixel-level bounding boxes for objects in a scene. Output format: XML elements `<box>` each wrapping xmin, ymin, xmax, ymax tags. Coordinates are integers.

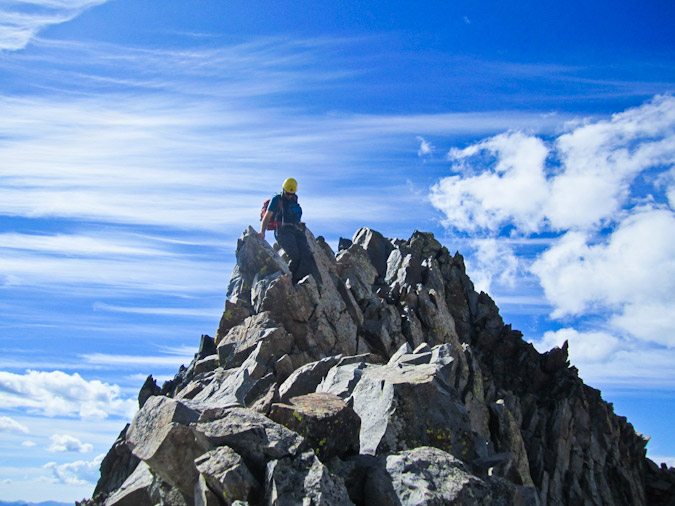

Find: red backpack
<box><xmin>260</xmin><ymin>195</ymin><xmax>283</xmax><ymax>231</ymax></box>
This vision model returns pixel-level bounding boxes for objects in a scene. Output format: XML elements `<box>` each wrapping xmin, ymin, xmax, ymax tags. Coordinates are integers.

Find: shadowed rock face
<box><xmin>85</xmin><ymin>226</ymin><xmax>674</xmax><ymax>506</ymax></box>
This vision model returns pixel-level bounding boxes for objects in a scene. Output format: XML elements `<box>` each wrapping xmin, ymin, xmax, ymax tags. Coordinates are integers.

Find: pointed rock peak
<box><xmin>226</xmin><ymin>226</ymin><xmax>291</xmax><ymax>307</ymax></box>
<box><xmin>88</xmin><ymin>225</ymin><xmax>671</xmax><ymax>506</ymax></box>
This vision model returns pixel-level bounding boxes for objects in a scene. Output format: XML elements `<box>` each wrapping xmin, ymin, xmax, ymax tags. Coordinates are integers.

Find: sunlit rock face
<box><xmin>86</xmin><ymin>226</ymin><xmax>673</xmax><ymax>506</ymax></box>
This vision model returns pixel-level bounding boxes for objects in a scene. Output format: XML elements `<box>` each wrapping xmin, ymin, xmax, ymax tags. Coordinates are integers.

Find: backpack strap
<box><xmin>279</xmin><ymin>192</ymin><xmax>298</xmax><ymax>226</ymax></box>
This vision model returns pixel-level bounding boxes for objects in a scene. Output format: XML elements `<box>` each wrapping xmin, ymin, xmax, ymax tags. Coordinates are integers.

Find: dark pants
<box><xmin>275</xmin><ymin>225</ymin><xmax>319</xmax><ymax>284</ymax></box>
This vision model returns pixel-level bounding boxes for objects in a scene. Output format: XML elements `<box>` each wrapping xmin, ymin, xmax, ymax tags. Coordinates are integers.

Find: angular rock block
<box><xmin>194</xmin><ymin>446</ymin><xmax>259</xmax><ymax>505</ymax></box>
<box><xmin>217</xmin><ymin>312</ymin><xmax>293</xmax><ymax>369</ymax></box>
<box><xmin>104</xmin><ymin>461</ymin><xmax>153</xmax><ymax>506</ymax></box>
<box><xmin>351</xmin><ymin>361</ymin><xmax>477</xmax><ymax>459</ymax></box>
<box><xmin>194</xmin><ymin>407</ymin><xmax>307</xmax><ymax>476</ymax></box>
<box><xmin>266</xmin><ymin>451</ymin><xmax>354</xmax><ymax>506</ymax></box>
<box><xmin>126</xmin><ymin>396</ymin><xmax>208</xmax><ymax>498</ymax></box>
<box><xmin>364</xmin><ymin>447</ymin><xmax>490</xmax><ymax>506</ymax></box>
<box><xmin>269</xmin><ymin>392</ymin><xmax>361</xmax><ymax>462</ymax></box>
<box><xmin>278</xmin><ymin>355</ymin><xmax>342</xmax><ymax>402</ymax></box>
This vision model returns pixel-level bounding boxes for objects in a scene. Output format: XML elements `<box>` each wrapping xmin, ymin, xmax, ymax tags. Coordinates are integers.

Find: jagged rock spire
<box><xmin>86</xmin><ymin>226</ymin><xmax>674</xmax><ymax>506</ymax></box>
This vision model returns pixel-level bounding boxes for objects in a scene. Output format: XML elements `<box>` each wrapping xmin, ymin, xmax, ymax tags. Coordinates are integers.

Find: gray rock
<box><xmin>193</xmin><ymin>355</ymin><xmax>220</xmax><ymax>376</ymax></box>
<box><xmin>278</xmin><ymin>355</ymin><xmax>342</xmax><ymax>402</ymax></box>
<box><xmin>217</xmin><ymin>312</ymin><xmax>293</xmax><ymax>369</ymax></box>
<box><xmin>364</xmin><ymin>446</ymin><xmax>490</xmax><ymax>506</ymax></box>
<box><xmin>316</xmin><ymin>359</ymin><xmax>371</xmax><ymax>400</ymax></box>
<box><xmin>94</xmin><ymin>425</ymin><xmax>140</xmax><ymax>499</ymax></box>
<box><xmin>352</xmin><ymin>227</ymin><xmax>393</xmax><ymax>280</ymax></box>
<box><xmin>489</xmin><ymin>399</ymin><xmax>534</xmax><ymax>487</ymax></box>
<box><xmin>216</xmin><ymin>300</ymin><xmax>251</xmax><ymax>346</ymax></box>
<box><xmin>194</xmin><ymin>446</ymin><xmax>259</xmax><ymax>505</ymax></box>
<box><xmin>274</xmin><ymin>354</ymin><xmax>294</xmax><ymax>383</ymax></box>
<box><xmin>336</xmin><ymin>244</ymin><xmax>378</xmax><ymax>303</ymax></box>
<box><xmin>126</xmin><ymin>396</ymin><xmax>208</xmax><ymax>499</ymax></box>
<box><xmin>104</xmin><ymin>461</ymin><xmax>153</xmax><ymax>506</ymax></box>
<box><xmin>269</xmin><ymin>393</ymin><xmax>360</xmax><ymax>462</ymax></box>
<box><xmin>148</xmin><ymin>475</ymin><xmax>190</xmax><ymax>506</ymax></box>
<box><xmin>253</xmin><ymin>273</ymin><xmax>314</xmax><ymax>352</ymax></box>
<box><xmin>265</xmin><ymin>451</ymin><xmax>354</xmax><ymax>506</ymax></box>
<box><xmin>192</xmin><ymin>341</ymin><xmax>273</xmax><ymax>408</ymax></box>
<box><xmin>348</xmin><ymin>358</ymin><xmax>478</xmax><ymax>460</ymax></box>
<box><xmin>194</xmin><ymin>406</ymin><xmax>307</xmax><ymax>476</ymax></box>
<box><xmin>194</xmin><ymin>474</ymin><xmax>221</xmax><ymax>506</ymax></box>
<box><xmin>92</xmin><ymin>227</ymin><xmax>656</xmax><ymax>506</ymax></box>
<box><xmin>139</xmin><ymin>375</ymin><xmax>160</xmax><ymax>409</ymax></box>
<box><xmin>227</xmin><ymin>227</ymin><xmax>291</xmax><ymax>305</ymax></box>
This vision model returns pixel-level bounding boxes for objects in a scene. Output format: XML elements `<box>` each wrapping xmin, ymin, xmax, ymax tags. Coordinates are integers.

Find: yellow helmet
<box><xmin>282</xmin><ymin>177</ymin><xmax>298</xmax><ymax>193</ymax></box>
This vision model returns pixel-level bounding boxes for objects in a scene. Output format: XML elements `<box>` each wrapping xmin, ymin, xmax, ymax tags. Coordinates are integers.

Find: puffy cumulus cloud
<box><xmin>0</xmin><ymin>370</ymin><xmax>136</xmax><ymax>419</ymax></box>
<box><xmin>0</xmin><ymin>415</ymin><xmax>29</xmax><ymax>433</ymax></box>
<box><xmin>430</xmin><ymin>131</ymin><xmax>550</xmax><ymax>233</ymax></box>
<box><xmin>659</xmin><ymin>167</ymin><xmax>675</xmax><ymax>210</ymax></box>
<box><xmin>0</xmin><ymin>1</ymin><xmax>108</xmax><ymax>51</ymax></box>
<box><xmin>44</xmin><ymin>454</ymin><xmax>104</xmax><ymax>486</ymax></box>
<box><xmin>465</xmin><ymin>238</ymin><xmax>521</xmax><ymax>294</ymax></box>
<box><xmin>535</xmin><ymin>327</ymin><xmax>621</xmax><ymax>364</ymax></box>
<box><xmin>531</xmin><ymin>207</ymin><xmax>675</xmax><ymax>346</ymax></box>
<box><xmin>431</xmin><ymin>96</ymin><xmax>675</xmax><ymax>354</ymax></box>
<box><xmin>533</xmin><ymin>330</ymin><xmax>675</xmax><ymax>388</ymax></box>
<box><xmin>547</xmin><ymin>95</ymin><xmax>675</xmax><ymax>230</ymax></box>
<box><xmin>430</xmin><ymin>95</ymin><xmax>675</xmax><ymax>234</ymax></box>
<box><xmin>48</xmin><ymin>434</ymin><xmax>93</xmax><ymax>453</ymax></box>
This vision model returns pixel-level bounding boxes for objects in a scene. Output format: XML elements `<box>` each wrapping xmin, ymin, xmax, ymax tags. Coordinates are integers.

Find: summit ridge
<box><xmin>86</xmin><ymin>226</ymin><xmax>675</xmax><ymax>506</ymax></box>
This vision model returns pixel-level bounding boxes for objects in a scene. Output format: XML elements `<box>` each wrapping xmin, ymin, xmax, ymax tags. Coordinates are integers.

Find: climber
<box><xmin>259</xmin><ymin>177</ymin><xmax>319</xmax><ymax>284</ymax></box>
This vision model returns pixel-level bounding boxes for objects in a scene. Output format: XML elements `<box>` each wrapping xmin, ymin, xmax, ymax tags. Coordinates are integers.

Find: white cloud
<box><xmin>82</xmin><ymin>351</ymin><xmax>194</xmax><ymax>368</ymax></box>
<box><xmin>417</xmin><ymin>136</ymin><xmax>434</xmax><ymax>157</ymax></box>
<box><xmin>547</xmin><ymin>95</ymin><xmax>675</xmax><ymax>230</ymax></box>
<box><xmin>465</xmin><ymin>238</ymin><xmax>521</xmax><ymax>293</ymax></box>
<box><xmin>0</xmin><ymin>416</ymin><xmax>29</xmax><ymax>434</ymax></box>
<box><xmin>532</xmin><ymin>331</ymin><xmax>675</xmax><ymax>389</ymax></box>
<box><xmin>48</xmin><ymin>434</ymin><xmax>93</xmax><ymax>453</ymax></box>
<box><xmin>44</xmin><ymin>454</ymin><xmax>104</xmax><ymax>486</ymax></box>
<box><xmin>430</xmin><ymin>95</ymin><xmax>675</xmax><ymax>234</ymax></box>
<box><xmin>0</xmin><ymin>1</ymin><xmax>108</xmax><ymax>51</ymax></box>
<box><xmin>0</xmin><ymin>233</ymin><xmax>168</xmax><ymax>257</ymax></box>
<box><xmin>92</xmin><ymin>302</ymin><xmax>219</xmax><ymax>318</ymax></box>
<box><xmin>0</xmin><ymin>245</ymin><xmax>228</xmax><ymax>294</ymax></box>
<box><xmin>0</xmin><ymin>370</ymin><xmax>136</xmax><ymax>419</ymax></box>
<box><xmin>535</xmin><ymin>327</ymin><xmax>621</xmax><ymax>364</ymax></box>
<box><xmin>431</xmin><ymin>131</ymin><xmax>550</xmax><ymax>232</ymax></box>
<box><xmin>431</xmin><ymin>97</ymin><xmax>675</xmax><ymax>354</ymax></box>
<box><xmin>531</xmin><ymin>207</ymin><xmax>675</xmax><ymax>346</ymax></box>
<box><xmin>22</xmin><ymin>440</ymin><xmax>37</xmax><ymax>447</ymax></box>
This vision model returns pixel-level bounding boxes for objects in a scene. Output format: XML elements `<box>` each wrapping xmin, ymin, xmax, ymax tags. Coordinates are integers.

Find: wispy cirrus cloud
<box><xmin>0</xmin><ymin>0</ymin><xmax>109</xmax><ymax>51</ymax></box>
<box><xmin>82</xmin><ymin>349</ymin><xmax>195</xmax><ymax>368</ymax></box>
<box><xmin>0</xmin><ymin>416</ymin><xmax>30</xmax><ymax>434</ymax></box>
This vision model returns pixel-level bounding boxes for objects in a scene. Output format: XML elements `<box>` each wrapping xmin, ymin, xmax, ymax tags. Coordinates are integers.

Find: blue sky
<box><xmin>0</xmin><ymin>0</ymin><xmax>674</xmax><ymax>502</ymax></box>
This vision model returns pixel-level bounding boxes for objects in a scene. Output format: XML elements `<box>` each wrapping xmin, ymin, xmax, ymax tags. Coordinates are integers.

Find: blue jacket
<box><xmin>269</xmin><ymin>193</ymin><xmax>302</xmax><ymax>225</ymax></box>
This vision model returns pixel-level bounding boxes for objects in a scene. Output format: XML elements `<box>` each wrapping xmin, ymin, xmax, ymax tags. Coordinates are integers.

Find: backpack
<box><xmin>260</xmin><ymin>193</ymin><xmax>298</xmax><ymax>231</ymax></box>
<box><xmin>260</xmin><ymin>194</ymin><xmax>283</xmax><ymax>231</ymax></box>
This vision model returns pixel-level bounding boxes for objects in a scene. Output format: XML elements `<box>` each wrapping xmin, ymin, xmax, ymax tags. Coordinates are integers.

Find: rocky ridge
<box><xmin>87</xmin><ymin>226</ymin><xmax>675</xmax><ymax>506</ymax></box>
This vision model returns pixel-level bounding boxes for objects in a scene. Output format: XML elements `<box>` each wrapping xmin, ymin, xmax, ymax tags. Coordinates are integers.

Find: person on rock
<box><xmin>259</xmin><ymin>177</ymin><xmax>319</xmax><ymax>284</ymax></box>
